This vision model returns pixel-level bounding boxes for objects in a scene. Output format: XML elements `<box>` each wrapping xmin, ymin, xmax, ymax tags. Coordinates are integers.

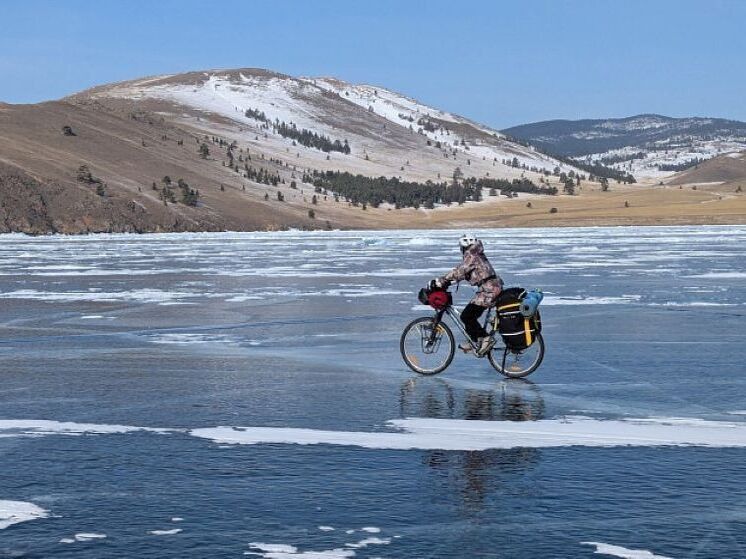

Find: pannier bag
<box><xmin>495</xmin><ymin>287</ymin><xmax>542</xmax><ymax>350</ymax></box>
<box><xmin>418</xmin><ymin>286</ymin><xmax>452</xmax><ymax>310</ymax></box>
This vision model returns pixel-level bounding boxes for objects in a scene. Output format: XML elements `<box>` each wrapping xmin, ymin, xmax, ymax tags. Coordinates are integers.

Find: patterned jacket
<box><xmin>440</xmin><ymin>240</ymin><xmax>503</xmax><ymax>307</ymax></box>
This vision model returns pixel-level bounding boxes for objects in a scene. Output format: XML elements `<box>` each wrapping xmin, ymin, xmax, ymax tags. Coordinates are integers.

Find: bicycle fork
<box><xmin>426</xmin><ymin>309</ymin><xmax>446</xmax><ymax>348</ymax></box>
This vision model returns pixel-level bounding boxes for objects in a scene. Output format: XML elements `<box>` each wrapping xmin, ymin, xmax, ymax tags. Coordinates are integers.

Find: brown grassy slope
<box><xmin>0</xmin><ymin>100</ymin><xmax>323</xmax><ymax>233</ymax></box>
<box><xmin>669</xmin><ymin>151</ymin><xmax>746</xmax><ymax>186</ymax></box>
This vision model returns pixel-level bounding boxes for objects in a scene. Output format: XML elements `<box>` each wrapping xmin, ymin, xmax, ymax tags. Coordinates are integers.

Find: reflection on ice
<box><xmin>399</xmin><ymin>378</ymin><xmax>545</xmax><ymax>422</ymax></box>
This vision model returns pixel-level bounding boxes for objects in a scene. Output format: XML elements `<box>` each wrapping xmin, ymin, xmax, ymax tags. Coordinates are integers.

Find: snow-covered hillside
<box><xmin>83</xmin><ymin>68</ymin><xmax>573</xmax><ymax>180</ymax></box>
<box><xmin>578</xmin><ymin>138</ymin><xmax>746</xmax><ymax>180</ymax></box>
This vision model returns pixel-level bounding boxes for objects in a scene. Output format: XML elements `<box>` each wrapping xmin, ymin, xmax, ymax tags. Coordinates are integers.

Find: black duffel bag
<box><xmin>495</xmin><ymin>287</ymin><xmax>541</xmax><ymax>350</ymax></box>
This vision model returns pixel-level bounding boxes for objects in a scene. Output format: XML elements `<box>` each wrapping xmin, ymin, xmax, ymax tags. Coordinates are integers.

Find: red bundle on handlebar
<box><xmin>418</xmin><ymin>287</ymin><xmax>452</xmax><ymax>310</ymax></box>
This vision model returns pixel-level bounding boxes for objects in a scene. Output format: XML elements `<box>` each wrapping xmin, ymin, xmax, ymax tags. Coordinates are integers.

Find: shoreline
<box><xmin>2</xmin><ymin>221</ymin><xmax>744</xmax><ymax>238</ymax></box>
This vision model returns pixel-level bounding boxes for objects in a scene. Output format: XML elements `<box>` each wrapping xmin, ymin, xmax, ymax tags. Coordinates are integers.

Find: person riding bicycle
<box><xmin>432</xmin><ymin>234</ymin><xmax>503</xmax><ymax>355</ymax></box>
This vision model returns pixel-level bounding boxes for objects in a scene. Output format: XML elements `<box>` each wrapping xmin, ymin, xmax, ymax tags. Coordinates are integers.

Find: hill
<box><xmin>0</xmin><ymin>68</ymin><xmax>578</xmax><ymax>234</ymax></box>
<box><xmin>669</xmin><ymin>151</ymin><xmax>746</xmax><ymax>186</ymax></box>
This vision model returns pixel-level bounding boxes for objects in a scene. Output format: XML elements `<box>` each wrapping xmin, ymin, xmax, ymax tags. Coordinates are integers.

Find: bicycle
<box><xmin>400</xmin><ymin>288</ymin><xmax>545</xmax><ymax>378</ymax></box>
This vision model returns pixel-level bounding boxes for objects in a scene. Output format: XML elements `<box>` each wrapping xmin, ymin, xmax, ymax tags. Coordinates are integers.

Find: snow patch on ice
<box><xmin>0</xmin><ymin>420</ymin><xmax>172</xmax><ymax>439</ymax></box>
<box><xmin>0</xmin><ymin>289</ymin><xmax>200</xmax><ymax>304</ymax></box>
<box><xmin>149</xmin><ymin>528</ymin><xmax>182</xmax><ymax>535</ymax></box>
<box><xmin>147</xmin><ymin>333</ymin><xmax>239</xmax><ymax>345</ymax></box>
<box><xmin>71</xmin><ymin>533</ymin><xmax>107</xmax><ymax>542</ymax></box>
<box><xmin>346</xmin><ymin>536</ymin><xmax>391</xmax><ymax>549</ymax></box>
<box><xmin>541</xmin><ymin>295</ymin><xmax>641</xmax><ymax>306</ymax></box>
<box><xmin>651</xmin><ymin>302</ymin><xmax>735</xmax><ymax>307</ymax></box>
<box><xmin>0</xmin><ymin>500</ymin><xmax>48</xmax><ymax>530</ymax></box>
<box><xmin>581</xmin><ymin>541</ymin><xmax>673</xmax><ymax>558</ymax></box>
<box><xmin>247</xmin><ymin>542</ymin><xmax>355</xmax><ymax>558</ymax></box>
<box><xmin>687</xmin><ymin>271</ymin><xmax>746</xmax><ymax>279</ymax></box>
<box><xmin>189</xmin><ymin>416</ymin><xmax>746</xmax><ymax>450</ymax></box>
<box><xmin>407</xmin><ymin>237</ymin><xmax>438</xmax><ymax>246</ymax></box>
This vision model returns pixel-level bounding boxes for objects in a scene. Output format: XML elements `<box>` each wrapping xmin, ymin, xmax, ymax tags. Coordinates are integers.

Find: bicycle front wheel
<box><xmin>400</xmin><ymin>317</ymin><xmax>455</xmax><ymax>375</ymax></box>
<box><xmin>488</xmin><ymin>333</ymin><xmax>545</xmax><ymax>378</ymax></box>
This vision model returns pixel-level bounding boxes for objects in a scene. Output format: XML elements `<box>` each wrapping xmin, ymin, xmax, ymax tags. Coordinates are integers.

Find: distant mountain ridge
<box><xmin>503</xmin><ymin>114</ymin><xmax>746</xmax><ymax>179</ymax></box>
<box><xmin>503</xmin><ymin>114</ymin><xmax>746</xmax><ymax>156</ymax></box>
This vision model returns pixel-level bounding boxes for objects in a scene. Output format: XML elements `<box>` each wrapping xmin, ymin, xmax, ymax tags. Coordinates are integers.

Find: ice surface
<box><xmin>582</xmin><ymin>541</ymin><xmax>673</xmax><ymax>559</ymax></box>
<box><xmin>189</xmin><ymin>416</ymin><xmax>746</xmax><ymax>450</ymax></box>
<box><xmin>0</xmin><ymin>500</ymin><xmax>48</xmax><ymax>530</ymax></box>
<box><xmin>1</xmin><ymin>226</ymin><xmax>745</xmax><ymax>557</ymax></box>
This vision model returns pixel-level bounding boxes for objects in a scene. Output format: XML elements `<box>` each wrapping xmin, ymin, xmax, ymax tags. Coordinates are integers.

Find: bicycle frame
<box><xmin>431</xmin><ymin>304</ymin><xmax>497</xmax><ymax>352</ymax></box>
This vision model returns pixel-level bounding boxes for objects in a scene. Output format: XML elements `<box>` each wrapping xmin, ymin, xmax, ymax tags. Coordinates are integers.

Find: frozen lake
<box><xmin>1</xmin><ymin>226</ymin><xmax>745</xmax><ymax>558</ymax></box>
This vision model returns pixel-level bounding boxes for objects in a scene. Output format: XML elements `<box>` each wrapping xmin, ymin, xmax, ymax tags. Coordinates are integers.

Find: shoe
<box><xmin>476</xmin><ymin>336</ymin><xmax>496</xmax><ymax>356</ymax></box>
<box><xmin>458</xmin><ymin>341</ymin><xmax>473</xmax><ymax>353</ymax></box>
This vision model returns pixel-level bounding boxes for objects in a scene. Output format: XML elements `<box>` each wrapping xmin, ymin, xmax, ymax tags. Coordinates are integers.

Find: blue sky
<box><xmin>1</xmin><ymin>0</ymin><xmax>744</xmax><ymax>128</ymax></box>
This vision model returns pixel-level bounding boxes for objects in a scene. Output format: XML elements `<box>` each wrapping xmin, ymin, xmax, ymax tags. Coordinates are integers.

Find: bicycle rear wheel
<box><xmin>400</xmin><ymin>317</ymin><xmax>455</xmax><ymax>375</ymax></box>
<box><xmin>488</xmin><ymin>333</ymin><xmax>545</xmax><ymax>378</ymax></box>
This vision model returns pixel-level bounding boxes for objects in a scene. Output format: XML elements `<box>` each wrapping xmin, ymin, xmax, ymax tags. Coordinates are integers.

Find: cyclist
<box><xmin>432</xmin><ymin>234</ymin><xmax>503</xmax><ymax>355</ymax></box>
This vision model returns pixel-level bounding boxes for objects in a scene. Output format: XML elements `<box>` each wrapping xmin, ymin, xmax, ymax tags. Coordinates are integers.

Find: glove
<box><xmin>430</xmin><ymin>278</ymin><xmax>446</xmax><ymax>290</ymax></box>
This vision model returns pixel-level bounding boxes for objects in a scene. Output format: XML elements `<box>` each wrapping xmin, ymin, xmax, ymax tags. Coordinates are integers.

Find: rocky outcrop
<box><xmin>0</xmin><ymin>163</ymin><xmax>225</xmax><ymax>234</ymax></box>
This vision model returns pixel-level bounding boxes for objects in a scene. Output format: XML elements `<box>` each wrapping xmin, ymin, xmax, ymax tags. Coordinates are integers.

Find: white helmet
<box><xmin>459</xmin><ymin>233</ymin><xmax>478</xmax><ymax>250</ymax></box>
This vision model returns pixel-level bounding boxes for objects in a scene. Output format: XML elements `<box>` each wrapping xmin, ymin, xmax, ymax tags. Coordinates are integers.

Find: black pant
<box><xmin>461</xmin><ymin>303</ymin><xmax>488</xmax><ymax>341</ymax></box>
